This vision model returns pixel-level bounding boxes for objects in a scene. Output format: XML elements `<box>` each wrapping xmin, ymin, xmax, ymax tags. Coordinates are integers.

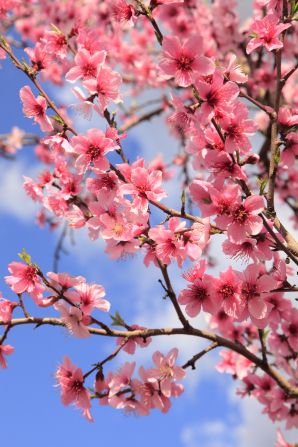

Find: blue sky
<box><xmin>0</xmin><ymin>25</ymin><xmax>297</xmax><ymax>447</ymax></box>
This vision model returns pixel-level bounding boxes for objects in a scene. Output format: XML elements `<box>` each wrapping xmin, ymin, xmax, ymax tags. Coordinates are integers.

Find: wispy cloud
<box><xmin>0</xmin><ymin>161</ymin><xmax>38</xmax><ymax>222</ymax></box>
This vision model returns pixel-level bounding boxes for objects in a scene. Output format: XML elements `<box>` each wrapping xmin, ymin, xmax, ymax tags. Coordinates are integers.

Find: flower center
<box><xmin>25</xmin><ymin>265</ymin><xmax>38</xmax><ymax>282</ymax></box>
<box><xmin>206</xmin><ymin>91</ymin><xmax>219</xmax><ymax>107</ymax></box>
<box><xmin>87</xmin><ymin>144</ymin><xmax>102</xmax><ymax>160</ymax></box>
<box><xmin>232</xmin><ymin>205</ymin><xmax>248</xmax><ymax>224</ymax></box>
<box><xmin>195</xmin><ymin>287</ymin><xmax>207</xmax><ymax>301</ymax></box>
<box><xmin>34</xmin><ymin>104</ymin><xmax>45</xmax><ymax>117</ymax></box>
<box><xmin>288</xmin><ymin>323</ymin><xmax>297</xmax><ymax>336</ymax></box>
<box><xmin>219</xmin><ymin>284</ymin><xmax>234</xmax><ymax>299</ymax></box>
<box><xmin>176</xmin><ymin>54</ymin><xmax>194</xmax><ymax>72</ymax></box>
<box><xmin>83</xmin><ymin>64</ymin><xmax>97</xmax><ymax>78</ymax></box>
<box><xmin>71</xmin><ymin>379</ymin><xmax>83</xmax><ymax>393</ymax></box>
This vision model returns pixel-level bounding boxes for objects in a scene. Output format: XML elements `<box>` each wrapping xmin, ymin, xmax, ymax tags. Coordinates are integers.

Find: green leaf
<box><xmin>290</xmin><ymin>0</ymin><xmax>298</xmax><ymax>15</ymax></box>
<box><xmin>110</xmin><ymin>311</ymin><xmax>126</xmax><ymax>328</ymax></box>
<box><xmin>18</xmin><ymin>249</ymin><xmax>32</xmax><ymax>265</ymax></box>
<box><xmin>274</xmin><ymin>147</ymin><xmax>280</xmax><ymax>165</ymax></box>
<box><xmin>0</xmin><ymin>35</ymin><xmax>9</xmax><ymax>49</ymax></box>
<box><xmin>51</xmin><ymin>115</ymin><xmax>65</xmax><ymax>125</ymax></box>
<box><xmin>257</xmin><ymin>177</ymin><xmax>268</xmax><ymax>195</ymax></box>
<box><xmin>50</xmin><ymin>23</ymin><xmax>63</xmax><ymax>34</ymax></box>
<box><xmin>263</xmin><ymin>328</ymin><xmax>270</xmax><ymax>340</ymax></box>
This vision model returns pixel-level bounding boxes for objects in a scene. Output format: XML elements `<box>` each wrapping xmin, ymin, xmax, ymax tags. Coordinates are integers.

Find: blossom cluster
<box><xmin>56</xmin><ymin>348</ymin><xmax>185</xmax><ymax>421</ymax></box>
<box><xmin>0</xmin><ymin>0</ymin><xmax>298</xmax><ymax>444</ymax></box>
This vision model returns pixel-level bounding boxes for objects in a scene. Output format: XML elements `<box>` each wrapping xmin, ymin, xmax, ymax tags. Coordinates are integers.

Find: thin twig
<box><xmin>258</xmin><ymin>329</ymin><xmax>268</xmax><ymax>365</ymax></box>
<box><xmin>182</xmin><ymin>342</ymin><xmax>218</xmax><ymax>369</ymax></box>
<box><xmin>83</xmin><ymin>338</ymin><xmax>128</xmax><ymax>379</ymax></box>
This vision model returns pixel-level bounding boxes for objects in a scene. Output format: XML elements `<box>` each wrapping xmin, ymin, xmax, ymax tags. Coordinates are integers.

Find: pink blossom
<box><xmin>5</xmin><ymin>261</ymin><xmax>45</xmax><ymax>303</ymax></box>
<box><xmin>119</xmin><ymin>164</ymin><xmax>167</xmax><ymax>212</ymax></box>
<box><xmin>281</xmin><ymin>132</ymin><xmax>298</xmax><ymax>168</ymax></box>
<box><xmin>110</xmin><ymin>0</ymin><xmax>137</xmax><ymax>27</ymax></box>
<box><xmin>183</xmin><ymin>220</ymin><xmax>210</xmax><ymax>261</ymax></box>
<box><xmin>278</xmin><ymin>108</ymin><xmax>298</xmax><ymax>127</ymax></box>
<box><xmin>0</xmin><ymin>344</ymin><xmax>14</xmax><ymax>368</ymax></box>
<box><xmin>104</xmin><ymin>239</ymin><xmax>140</xmax><ymax>260</ymax></box>
<box><xmin>148</xmin><ymin>154</ymin><xmax>174</xmax><ymax>181</ymax></box>
<box><xmin>220</xmin><ymin>102</ymin><xmax>257</xmax><ymax>153</ymax></box>
<box><xmin>190</xmin><ymin>180</ymin><xmax>241</xmax><ymax>218</ymax></box>
<box><xmin>108</xmin><ymin>362</ymin><xmax>135</xmax><ymax>398</ymax></box>
<box><xmin>20</xmin><ymin>86</ymin><xmax>53</xmax><ymax>132</ymax></box>
<box><xmin>86</xmin><ymin>171</ymin><xmax>120</xmax><ymax>201</ymax></box>
<box><xmin>71</xmin><ymin>282</ymin><xmax>110</xmax><ymax>315</ymax></box>
<box><xmin>237</xmin><ymin>264</ymin><xmax>277</xmax><ymax>327</ymax></box>
<box><xmin>65</xmin><ymin>205</ymin><xmax>86</xmax><ymax>228</ymax></box>
<box><xmin>160</xmin><ymin>35</ymin><xmax>214</xmax><ymax>87</ymax></box>
<box><xmin>149</xmin><ymin>217</ymin><xmax>186</xmax><ymax>266</ymax></box>
<box><xmin>83</xmin><ymin>66</ymin><xmax>122</xmax><ymax>113</ymax></box>
<box><xmin>178</xmin><ymin>261</ymin><xmax>217</xmax><ymax>316</ymax></box>
<box><xmin>66</xmin><ymin>49</ymin><xmax>106</xmax><ymax>82</ymax></box>
<box><xmin>47</xmin><ymin>272</ymin><xmax>85</xmax><ymax>291</ymax></box>
<box><xmin>266</xmin><ymin>293</ymin><xmax>292</xmax><ymax>330</ymax></box>
<box><xmin>195</xmin><ymin>72</ymin><xmax>239</xmax><ymax>122</ymax></box>
<box><xmin>23</xmin><ymin>176</ymin><xmax>44</xmax><ymax>202</ymax></box>
<box><xmin>99</xmin><ymin>212</ymin><xmax>142</xmax><ymax>241</ymax></box>
<box><xmin>226</xmin><ymin>196</ymin><xmax>265</xmax><ymax>244</ymax></box>
<box><xmin>54</xmin><ymin>302</ymin><xmax>90</xmax><ymax>338</ymax></box>
<box><xmin>217</xmin><ymin>349</ymin><xmax>253</xmax><ymax>380</ymax></box>
<box><xmin>24</xmin><ymin>42</ymin><xmax>51</xmax><ymax>72</ymax></box>
<box><xmin>56</xmin><ymin>356</ymin><xmax>93</xmax><ymax>421</ymax></box>
<box><xmin>71</xmin><ymin>129</ymin><xmax>117</xmax><ymax>174</ymax></box>
<box><xmin>246</xmin><ymin>14</ymin><xmax>291</xmax><ymax>54</ymax></box>
<box><xmin>135</xmin><ymin>367</ymin><xmax>171</xmax><ymax>413</ymax></box>
<box><xmin>281</xmin><ymin>309</ymin><xmax>298</xmax><ymax>352</ymax></box>
<box><xmin>154</xmin><ymin>0</ymin><xmax>184</xmax><ymax>4</ymax></box>
<box><xmin>146</xmin><ymin>348</ymin><xmax>186</xmax><ymax>398</ymax></box>
<box><xmin>213</xmin><ymin>267</ymin><xmax>244</xmax><ymax>319</ymax></box>
<box><xmin>203</xmin><ymin>150</ymin><xmax>247</xmax><ymax>183</ymax></box>
<box><xmin>1</xmin><ymin>126</ymin><xmax>25</xmax><ymax>154</ymax></box>
<box><xmin>222</xmin><ymin>236</ymin><xmax>272</xmax><ymax>263</ymax></box>
<box><xmin>167</xmin><ymin>95</ymin><xmax>195</xmax><ymax>137</ymax></box>
<box><xmin>116</xmin><ymin>325</ymin><xmax>152</xmax><ymax>355</ymax></box>
<box><xmin>0</xmin><ymin>296</ymin><xmax>17</xmax><ymax>323</ymax></box>
<box><xmin>276</xmin><ymin>429</ymin><xmax>293</xmax><ymax>447</ymax></box>
<box><xmin>223</xmin><ymin>54</ymin><xmax>248</xmax><ymax>84</ymax></box>
<box><xmin>43</xmin><ymin>30</ymin><xmax>68</xmax><ymax>59</ymax></box>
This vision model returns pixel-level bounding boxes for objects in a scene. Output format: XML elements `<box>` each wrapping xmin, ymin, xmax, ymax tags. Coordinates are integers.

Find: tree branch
<box><xmin>2</xmin><ymin>317</ymin><xmax>298</xmax><ymax>398</ymax></box>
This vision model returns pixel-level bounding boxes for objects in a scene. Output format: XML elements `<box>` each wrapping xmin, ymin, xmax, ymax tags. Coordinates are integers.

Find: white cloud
<box><xmin>0</xmin><ymin>161</ymin><xmax>38</xmax><ymax>222</ymax></box>
<box><xmin>181</xmin><ymin>387</ymin><xmax>298</xmax><ymax>447</ymax></box>
<box><xmin>181</xmin><ymin>420</ymin><xmax>236</xmax><ymax>447</ymax></box>
<box><xmin>233</xmin><ymin>395</ymin><xmax>298</xmax><ymax>447</ymax></box>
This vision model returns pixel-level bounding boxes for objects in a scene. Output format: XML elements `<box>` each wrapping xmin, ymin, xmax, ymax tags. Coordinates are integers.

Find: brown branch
<box><xmin>258</xmin><ymin>329</ymin><xmax>268</xmax><ymax>365</ymax></box>
<box><xmin>0</xmin><ymin>324</ymin><xmax>11</xmax><ymax>345</ymax></box>
<box><xmin>135</xmin><ymin>0</ymin><xmax>163</xmax><ymax>45</ymax></box>
<box><xmin>17</xmin><ymin>293</ymin><xmax>30</xmax><ymax>318</ymax></box>
<box><xmin>119</xmin><ymin>106</ymin><xmax>165</xmax><ymax>133</ymax></box>
<box><xmin>157</xmin><ymin>261</ymin><xmax>191</xmax><ymax>329</ymax></box>
<box><xmin>1</xmin><ymin>317</ymin><xmax>298</xmax><ymax>397</ymax></box>
<box><xmin>272</xmin><ymin>215</ymin><xmax>298</xmax><ymax>257</ymax></box>
<box><xmin>239</xmin><ymin>91</ymin><xmax>274</xmax><ymax>116</ymax></box>
<box><xmin>0</xmin><ymin>37</ymin><xmax>77</xmax><ymax>136</ymax></box>
<box><xmin>182</xmin><ymin>342</ymin><xmax>218</xmax><ymax>369</ymax></box>
<box><xmin>83</xmin><ymin>338</ymin><xmax>128</xmax><ymax>379</ymax></box>
<box><xmin>261</xmin><ymin>215</ymin><xmax>298</xmax><ymax>264</ymax></box>
<box><xmin>281</xmin><ymin>61</ymin><xmax>298</xmax><ymax>86</ymax></box>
